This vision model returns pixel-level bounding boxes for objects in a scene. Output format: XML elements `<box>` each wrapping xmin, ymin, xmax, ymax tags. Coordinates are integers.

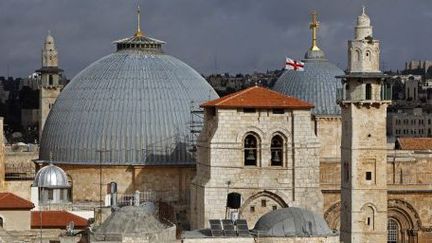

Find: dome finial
<box><xmin>309</xmin><ymin>10</ymin><xmax>321</xmax><ymax>51</ymax></box>
<box><xmin>135</xmin><ymin>4</ymin><xmax>144</xmax><ymax>37</ymax></box>
<box><xmin>362</xmin><ymin>5</ymin><xmax>366</xmax><ymax>15</ymax></box>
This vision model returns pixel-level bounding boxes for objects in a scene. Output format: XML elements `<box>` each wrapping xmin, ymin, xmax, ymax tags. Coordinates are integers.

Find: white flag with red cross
<box><xmin>285</xmin><ymin>57</ymin><xmax>304</xmax><ymax>71</ymax></box>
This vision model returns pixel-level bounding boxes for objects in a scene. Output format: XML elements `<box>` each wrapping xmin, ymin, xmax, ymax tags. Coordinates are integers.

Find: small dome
<box><xmin>33</xmin><ymin>163</ymin><xmax>70</xmax><ymax>188</ymax></box>
<box><xmin>45</xmin><ymin>34</ymin><xmax>54</xmax><ymax>44</ymax></box>
<box><xmin>357</xmin><ymin>8</ymin><xmax>370</xmax><ymax>27</ymax></box>
<box><xmin>93</xmin><ymin>206</ymin><xmax>174</xmax><ymax>241</ymax></box>
<box><xmin>253</xmin><ymin>207</ymin><xmax>335</xmax><ymax>237</ymax></box>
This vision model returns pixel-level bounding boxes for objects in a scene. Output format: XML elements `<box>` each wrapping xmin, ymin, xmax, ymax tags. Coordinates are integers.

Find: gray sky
<box><xmin>1</xmin><ymin>0</ymin><xmax>431</xmax><ymax>78</ymax></box>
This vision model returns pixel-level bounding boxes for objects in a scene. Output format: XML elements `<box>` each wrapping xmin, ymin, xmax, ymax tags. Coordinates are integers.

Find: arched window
<box><xmin>271</xmin><ymin>135</ymin><xmax>283</xmax><ymax>166</ymax></box>
<box><xmin>244</xmin><ymin>134</ymin><xmax>259</xmax><ymax>166</ymax></box>
<box><xmin>356</xmin><ymin>50</ymin><xmax>361</xmax><ymax>62</ymax></box>
<box><xmin>365</xmin><ymin>50</ymin><xmax>372</xmax><ymax>61</ymax></box>
<box><xmin>0</xmin><ymin>217</ymin><xmax>3</xmax><ymax>228</ymax></box>
<box><xmin>364</xmin><ymin>206</ymin><xmax>375</xmax><ymax>231</ymax></box>
<box><xmin>365</xmin><ymin>83</ymin><xmax>372</xmax><ymax>100</ymax></box>
<box><xmin>388</xmin><ymin>219</ymin><xmax>398</xmax><ymax>243</ymax></box>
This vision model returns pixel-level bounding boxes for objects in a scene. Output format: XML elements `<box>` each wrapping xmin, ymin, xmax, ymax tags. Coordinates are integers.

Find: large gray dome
<box><xmin>40</xmin><ymin>34</ymin><xmax>218</xmax><ymax>165</ymax></box>
<box><xmin>273</xmin><ymin>50</ymin><xmax>344</xmax><ymax>116</ymax></box>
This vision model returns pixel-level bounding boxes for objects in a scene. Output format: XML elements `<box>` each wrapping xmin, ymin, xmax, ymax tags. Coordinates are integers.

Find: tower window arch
<box><xmin>365</xmin><ymin>83</ymin><xmax>372</xmax><ymax>100</ymax></box>
<box><xmin>0</xmin><ymin>217</ymin><xmax>3</xmax><ymax>228</ymax></box>
<box><xmin>244</xmin><ymin>133</ymin><xmax>259</xmax><ymax>166</ymax></box>
<box><xmin>270</xmin><ymin>135</ymin><xmax>283</xmax><ymax>166</ymax></box>
<box><xmin>364</xmin><ymin>205</ymin><xmax>375</xmax><ymax>231</ymax></box>
<box><xmin>365</xmin><ymin>50</ymin><xmax>372</xmax><ymax>61</ymax></box>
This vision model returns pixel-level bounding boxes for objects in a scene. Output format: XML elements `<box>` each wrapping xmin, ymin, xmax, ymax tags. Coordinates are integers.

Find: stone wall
<box><xmin>4</xmin><ymin>180</ymin><xmax>33</xmax><ymax>200</ymax></box>
<box><xmin>316</xmin><ymin>116</ymin><xmax>341</xmax><ymax>160</ymax></box>
<box><xmin>0</xmin><ymin>117</ymin><xmax>4</xmax><ymax>191</ymax></box>
<box><xmin>2</xmin><ymin>148</ymin><xmax>38</xmax><ymax>199</ymax></box>
<box><xmin>51</xmin><ymin>164</ymin><xmax>195</xmax><ymax>204</ymax></box>
<box><xmin>322</xmin><ymin>149</ymin><xmax>432</xmax><ymax>243</ymax></box>
<box><xmin>191</xmin><ymin>108</ymin><xmax>322</xmax><ymax>229</ymax></box>
<box><xmin>0</xmin><ymin>210</ymin><xmax>31</xmax><ymax>231</ymax></box>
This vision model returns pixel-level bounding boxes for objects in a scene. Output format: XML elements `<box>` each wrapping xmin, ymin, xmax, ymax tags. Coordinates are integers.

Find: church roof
<box><xmin>31</xmin><ymin>211</ymin><xmax>88</xmax><ymax>229</ymax></box>
<box><xmin>0</xmin><ymin>192</ymin><xmax>34</xmax><ymax>210</ymax></box>
<box><xmin>201</xmin><ymin>86</ymin><xmax>313</xmax><ymax>110</ymax></box>
<box><xmin>396</xmin><ymin>137</ymin><xmax>432</xmax><ymax>150</ymax></box>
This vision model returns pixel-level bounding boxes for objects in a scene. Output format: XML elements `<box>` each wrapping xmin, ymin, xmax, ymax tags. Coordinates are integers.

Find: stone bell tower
<box><xmin>37</xmin><ymin>32</ymin><xmax>63</xmax><ymax>140</ymax></box>
<box><xmin>338</xmin><ymin>7</ymin><xmax>391</xmax><ymax>243</ymax></box>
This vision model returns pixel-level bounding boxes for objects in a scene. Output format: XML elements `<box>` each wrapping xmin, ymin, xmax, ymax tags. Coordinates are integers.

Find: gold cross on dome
<box><xmin>309</xmin><ymin>10</ymin><xmax>320</xmax><ymax>51</ymax></box>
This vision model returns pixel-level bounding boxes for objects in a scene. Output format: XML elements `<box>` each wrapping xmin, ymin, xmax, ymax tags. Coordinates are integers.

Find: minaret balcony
<box><xmin>336</xmin><ymin>87</ymin><xmax>392</xmax><ymax>105</ymax></box>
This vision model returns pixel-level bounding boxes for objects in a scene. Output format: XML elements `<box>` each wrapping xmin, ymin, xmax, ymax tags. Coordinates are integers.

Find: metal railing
<box><xmin>115</xmin><ymin>190</ymin><xmax>190</xmax><ymax>207</ymax></box>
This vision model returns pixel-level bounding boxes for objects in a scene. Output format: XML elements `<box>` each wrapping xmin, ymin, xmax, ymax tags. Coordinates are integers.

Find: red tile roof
<box><xmin>396</xmin><ymin>137</ymin><xmax>432</xmax><ymax>150</ymax></box>
<box><xmin>31</xmin><ymin>211</ymin><xmax>88</xmax><ymax>229</ymax></box>
<box><xmin>201</xmin><ymin>85</ymin><xmax>314</xmax><ymax>109</ymax></box>
<box><xmin>0</xmin><ymin>192</ymin><xmax>34</xmax><ymax>210</ymax></box>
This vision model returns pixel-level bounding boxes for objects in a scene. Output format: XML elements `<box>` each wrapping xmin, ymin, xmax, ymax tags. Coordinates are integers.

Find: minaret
<box><xmin>38</xmin><ymin>32</ymin><xmax>63</xmax><ymax>140</ymax></box>
<box><xmin>338</xmin><ymin>7</ymin><xmax>391</xmax><ymax>243</ymax></box>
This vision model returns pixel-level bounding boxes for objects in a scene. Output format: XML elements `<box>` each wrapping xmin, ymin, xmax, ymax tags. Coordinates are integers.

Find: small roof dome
<box><xmin>93</xmin><ymin>206</ymin><xmax>174</xmax><ymax>241</ymax></box>
<box><xmin>33</xmin><ymin>163</ymin><xmax>70</xmax><ymax>188</ymax></box>
<box><xmin>252</xmin><ymin>207</ymin><xmax>335</xmax><ymax>237</ymax></box>
<box><xmin>45</xmin><ymin>33</ymin><xmax>54</xmax><ymax>44</ymax></box>
<box><xmin>357</xmin><ymin>7</ymin><xmax>371</xmax><ymax>27</ymax></box>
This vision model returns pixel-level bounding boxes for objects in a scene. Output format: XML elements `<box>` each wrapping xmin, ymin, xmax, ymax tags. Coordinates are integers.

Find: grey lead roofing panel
<box><xmin>252</xmin><ymin>207</ymin><xmax>335</xmax><ymax>237</ymax></box>
<box><xmin>39</xmin><ymin>49</ymin><xmax>218</xmax><ymax>165</ymax></box>
<box><xmin>272</xmin><ymin>50</ymin><xmax>344</xmax><ymax>116</ymax></box>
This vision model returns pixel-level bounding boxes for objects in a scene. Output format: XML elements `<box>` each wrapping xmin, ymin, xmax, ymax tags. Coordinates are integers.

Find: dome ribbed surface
<box><xmin>253</xmin><ymin>207</ymin><xmax>334</xmax><ymax>237</ymax></box>
<box><xmin>33</xmin><ymin>164</ymin><xmax>70</xmax><ymax>188</ymax></box>
<box><xmin>272</xmin><ymin>50</ymin><xmax>344</xmax><ymax>116</ymax></box>
<box><xmin>39</xmin><ymin>49</ymin><xmax>218</xmax><ymax>165</ymax></box>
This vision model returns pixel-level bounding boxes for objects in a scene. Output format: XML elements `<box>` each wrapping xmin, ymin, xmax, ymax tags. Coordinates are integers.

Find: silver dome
<box><xmin>273</xmin><ymin>50</ymin><xmax>344</xmax><ymax>116</ymax></box>
<box><xmin>39</xmin><ymin>36</ymin><xmax>218</xmax><ymax>165</ymax></box>
<box><xmin>33</xmin><ymin>163</ymin><xmax>70</xmax><ymax>188</ymax></box>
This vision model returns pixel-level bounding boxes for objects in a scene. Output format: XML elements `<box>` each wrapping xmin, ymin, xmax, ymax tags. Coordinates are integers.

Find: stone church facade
<box><xmin>190</xmin><ymin>86</ymin><xmax>323</xmax><ymax>228</ymax></box>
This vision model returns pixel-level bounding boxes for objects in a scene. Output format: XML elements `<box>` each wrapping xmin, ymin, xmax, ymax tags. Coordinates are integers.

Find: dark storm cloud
<box><xmin>0</xmin><ymin>0</ymin><xmax>431</xmax><ymax>78</ymax></box>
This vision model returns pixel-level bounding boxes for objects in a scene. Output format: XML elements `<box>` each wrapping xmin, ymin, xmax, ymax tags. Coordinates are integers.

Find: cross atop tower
<box><xmin>135</xmin><ymin>5</ymin><xmax>144</xmax><ymax>37</ymax></box>
<box><xmin>309</xmin><ymin>10</ymin><xmax>320</xmax><ymax>51</ymax></box>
